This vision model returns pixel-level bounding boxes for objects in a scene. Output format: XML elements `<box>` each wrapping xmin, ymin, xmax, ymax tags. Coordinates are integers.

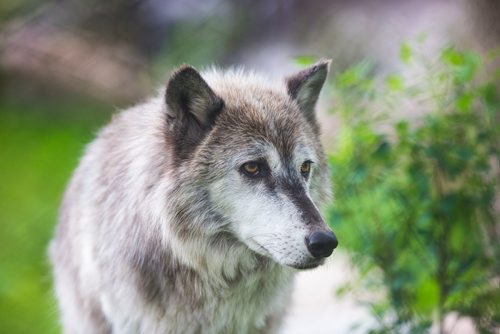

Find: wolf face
<box><xmin>165</xmin><ymin>61</ymin><xmax>337</xmax><ymax>270</ymax></box>
<box><xmin>208</xmin><ymin>139</ymin><xmax>334</xmax><ymax>269</ymax></box>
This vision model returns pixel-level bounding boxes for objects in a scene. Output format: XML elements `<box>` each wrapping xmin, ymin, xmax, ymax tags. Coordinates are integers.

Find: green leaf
<box><xmin>456</xmin><ymin>52</ymin><xmax>480</xmax><ymax>83</ymax></box>
<box><xmin>400</xmin><ymin>42</ymin><xmax>413</xmax><ymax>64</ymax></box>
<box><xmin>441</xmin><ymin>47</ymin><xmax>464</xmax><ymax>66</ymax></box>
<box><xmin>293</xmin><ymin>55</ymin><xmax>317</xmax><ymax>66</ymax></box>
<box><xmin>395</xmin><ymin>121</ymin><xmax>409</xmax><ymax>137</ymax></box>
<box><xmin>414</xmin><ymin>278</ymin><xmax>439</xmax><ymax>315</ymax></box>
<box><xmin>480</xmin><ymin>83</ymin><xmax>499</xmax><ymax>109</ymax></box>
<box><xmin>386</xmin><ymin>74</ymin><xmax>404</xmax><ymax>91</ymax></box>
<box><xmin>456</xmin><ymin>93</ymin><xmax>473</xmax><ymax>111</ymax></box>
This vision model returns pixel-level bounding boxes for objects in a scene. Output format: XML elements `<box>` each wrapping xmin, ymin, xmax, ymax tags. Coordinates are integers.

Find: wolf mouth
<box><xmin>251</xmin><ymin>240</ymin><xmax>323</xmax><ymax>270</ymax></box>
<box><xmin>290</xmin><ymin>261</ymin><xmax>322</xmax><ymax>270</ymax></box>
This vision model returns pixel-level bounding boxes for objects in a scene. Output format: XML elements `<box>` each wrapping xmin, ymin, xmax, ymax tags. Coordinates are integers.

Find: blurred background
<box><xmin>0</xmin><ymin>0</ymin><xmax>498</xmax><ymax>333</ymax></box>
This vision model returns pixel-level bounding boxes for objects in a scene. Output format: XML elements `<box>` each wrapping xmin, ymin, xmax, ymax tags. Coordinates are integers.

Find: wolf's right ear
<box><xmin>286</xmin><ymin>60</ymin><xmax>330</xmax><ymax>131</ymax></box>
<box><xmin>165</xmin><ymin>65</ymin><xmax>223</xmax><ymax>127</ymax></box>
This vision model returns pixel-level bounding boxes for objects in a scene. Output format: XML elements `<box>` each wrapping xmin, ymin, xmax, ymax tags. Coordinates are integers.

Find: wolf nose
<box><xmin>305</xmin><ymin>231</ymin><xmax>338</xmax><ymax>258</ymax></box>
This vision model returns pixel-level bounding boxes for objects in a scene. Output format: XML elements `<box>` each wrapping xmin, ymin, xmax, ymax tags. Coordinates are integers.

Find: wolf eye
<box><xmin>241</xmin><ymin>161</ymin><xmax>260</xmax><ymax>176</ymax></box>
<box><xmin>300</xmin><ymin>161</ymin><xmax>313</xmax><ymax>176</ymax></box>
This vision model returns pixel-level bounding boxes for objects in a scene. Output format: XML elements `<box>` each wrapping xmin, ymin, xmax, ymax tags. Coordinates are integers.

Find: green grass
<box><xmin>0</xmin><ymin>96</ymin><xmax>111</xmax><ymax>333</ymax></box>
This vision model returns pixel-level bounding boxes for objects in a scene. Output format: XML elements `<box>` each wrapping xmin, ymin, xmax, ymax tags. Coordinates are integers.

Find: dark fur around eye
<box><xmin>239</xmin><ymin>159</ymin><xmax>269</xmax><ymax>179</ymax></box>
<box><xmin>300</xmin><ymin>160</ymin><xmax>314</xmax><ymax>178</ymax></box>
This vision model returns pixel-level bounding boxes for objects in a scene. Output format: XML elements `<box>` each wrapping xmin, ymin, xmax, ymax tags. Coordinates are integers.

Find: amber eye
<box><xmin>241</xmin><ymin>162</ymin><xmax>260</xmax><ymax>176</ymax></box>
<box><xmin>300</xmin><ymin>161</ymin><xmax>312</xmax><ymax>176</ymax></box>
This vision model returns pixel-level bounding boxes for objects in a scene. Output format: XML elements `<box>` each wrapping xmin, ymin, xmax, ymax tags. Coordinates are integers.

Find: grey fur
<box><xmin>49</xmin><ymin>61</ymin><xmax>333</xmax><ymax>334</ymax></box>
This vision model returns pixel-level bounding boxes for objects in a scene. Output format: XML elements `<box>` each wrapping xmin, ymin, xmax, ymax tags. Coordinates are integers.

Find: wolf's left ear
<box><xmin>286</xmin><ymin>59</ymin><xmax>330</xmax><ymax>129</ymax></box>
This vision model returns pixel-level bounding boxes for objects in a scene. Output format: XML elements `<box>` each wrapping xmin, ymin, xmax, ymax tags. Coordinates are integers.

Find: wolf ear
<box><xmin>286</xmin><ymin>59</ymin><xmax>330</xmax><ymax>129</ymax></box>
<box><xmin>165</xmin><ymin>65</ymin><xmax>223</xmax><ymax>160</ymax></box>
<box><xmin>165</xmin><ymin>65</ymin><xmax>223</xmax><ymax>127</ymax></box>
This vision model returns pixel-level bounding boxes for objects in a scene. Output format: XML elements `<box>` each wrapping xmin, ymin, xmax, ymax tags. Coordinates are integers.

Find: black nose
<box><xmin>305</xmin><ymin>231</ymin><xmax>338</xmax><ymax>258</ymax></box>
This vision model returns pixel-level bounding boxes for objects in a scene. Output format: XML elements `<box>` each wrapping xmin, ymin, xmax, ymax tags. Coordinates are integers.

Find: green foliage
<box><xmin>327</xmin><ymin>44</ymin><xmax>499</xmax><ymax>333</ymax></box>
<box><xmin>400</xmin><ymin>42</ymin><xmax>413</xmax><ymax>64</ymax></box>
<box><xmin>293</xmin><ymin>55</ymin><xmax>319</xmax><ymax>66</ymax></box>
<box><xmin>0</xmin><ymin>97</ymin><xmax>111</xmax><ymax>333</ymax></box>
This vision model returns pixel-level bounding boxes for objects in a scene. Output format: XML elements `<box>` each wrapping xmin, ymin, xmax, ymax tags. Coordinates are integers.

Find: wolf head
<box><xmin>164</xmin><ymin>61</ymin><xmax>337</xmax><ymax>270</ymax></box>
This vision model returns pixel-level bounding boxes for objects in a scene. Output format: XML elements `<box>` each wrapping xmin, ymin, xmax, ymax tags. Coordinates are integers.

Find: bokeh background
<box><xmin>0</xmin><ymin>1</ymin><xmax>498</xmax><ymax>333</ymax></box>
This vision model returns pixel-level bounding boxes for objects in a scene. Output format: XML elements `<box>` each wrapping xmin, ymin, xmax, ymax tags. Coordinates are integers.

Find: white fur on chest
<box><xmin>99</xmin><ymin>263</ymin><xmax>294</xmax><ymax>334</ymax></box>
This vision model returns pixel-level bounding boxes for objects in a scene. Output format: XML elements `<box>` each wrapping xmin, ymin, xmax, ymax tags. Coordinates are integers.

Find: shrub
<box><xmin>327</xmin><ymin>43</ymin><xmax>499</xmax><ymax>333</ymax></box>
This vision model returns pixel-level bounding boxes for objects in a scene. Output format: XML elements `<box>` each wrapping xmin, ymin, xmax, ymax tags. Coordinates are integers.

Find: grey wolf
<box><xmin>49</xmin><ymin>60</ymin><xmax>338</xmax><ymax>334</ymax></box>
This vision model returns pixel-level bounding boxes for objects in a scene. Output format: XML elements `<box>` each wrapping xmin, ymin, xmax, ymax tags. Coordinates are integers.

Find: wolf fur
<box><xmin>49</xmin><ymin>60</ymin><xmax>335</xmax><ymax>334</ymax></box>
